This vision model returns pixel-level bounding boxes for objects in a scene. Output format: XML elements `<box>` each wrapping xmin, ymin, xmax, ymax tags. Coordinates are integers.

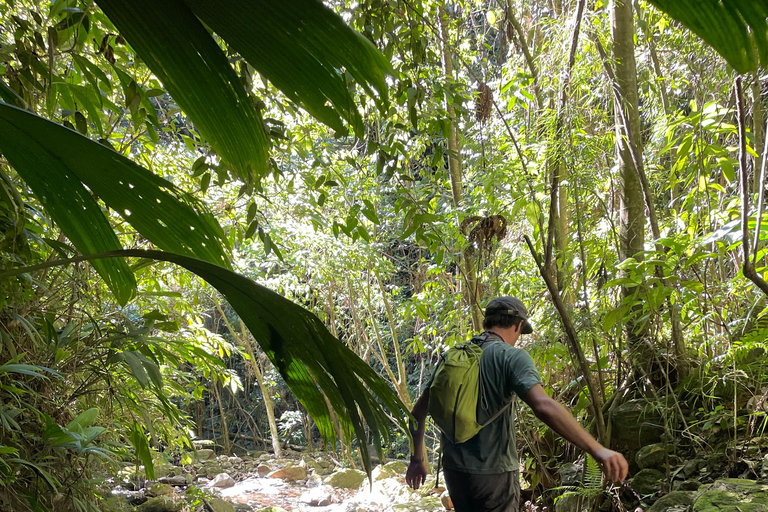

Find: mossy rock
<box><xmin>632</xmin><ymin>469</ymin><xmax>665</xmax><ymax>496</ymax></box>
<box><xmin>101</xmin><ymin>495</ymin><xmax>132</xmax><ymax>512</ymax></box>
<box><xmin>327</xmin><ymin>468</ymin><xmax>367</xmax><ymax>489</ymax></box>
<box><xmin>554</xmin><ymin>494</ymin><xmax>592</xmax><ymax>512</ymax></box>
<box><xmin>372</xmin><ymin>460</ymin><xmax>409</xmax><ymax>480</ymax></box>
<box><xmin>146</xmin><ymin>482</ymin><xmax>173</xmax><ymax>497</ymax></box>
<box><xmin>611</xmin><ymin>400</ymin><xmax>664</xmax><ymax>449</ymax></box>
<box><xmin>648</xmin><ymin>491</ymin><xmax>696</xmax><ymax>512</ymax></box>
<box><xmin>207</xmin><ymin>498</ymin><xmax>235</xmax><ymax>512</ymax></box>
<box><xmin>136</xmin><ymin>496</ymin><xmax>183</xmax><ymax>512</ymax></box>
<box><xmin>637</xmin><ymin>444</ymin><xmax>670</xmax><ymax>469</ymax></box>
<box><xmin>693</xmin><ymin>479</ymin><xmax>768</xmax><ymax>512</ymax></box>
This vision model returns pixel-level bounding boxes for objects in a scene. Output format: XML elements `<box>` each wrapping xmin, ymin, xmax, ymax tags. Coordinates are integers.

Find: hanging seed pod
<box><xmin>475</xmin><ymin>81</ymin><xmax>492</xmax><ymax>122</ymax></box>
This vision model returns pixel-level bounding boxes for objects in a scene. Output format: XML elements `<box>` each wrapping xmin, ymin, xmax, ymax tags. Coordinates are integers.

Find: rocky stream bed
<box><xmin>103</xmin><ymin>441</ymin><xmax>768</xmax><ymax>512</ymax></box>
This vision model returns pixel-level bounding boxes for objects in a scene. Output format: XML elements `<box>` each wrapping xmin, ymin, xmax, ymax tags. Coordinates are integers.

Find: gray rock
<box><xmin>158</xmin><ymin>475</ymin><xmax>187</xmax><ymax>486</ymax></box>
<box><xmin>648</xmin><ymin>491</ymin><xmax>696</xmax><ymax>512</ymax></box>
<box><xmin>682</xmin><ymin>459</ymin><xmax>706</xmax><ymax>479</ymax></box>
<box><xmin>559</xmin><ymin>462</ymin><xmax>583</xmax><ymax>486</ymax></box>
<box><xmin>762</xmin><ymin>454</ymin><xmax>768</xmax><ymax>479</ymax></box>
<box><xmin>327</xmin><ymin>468</ymin><xmax>367</xmax><ymax>489</ymax></box>
<box><xmin>209</xmin><ymin>472</ymin><xmax>236</xmax><ymax>488</ymax></box>
<box><xmin>136</xmin><ymin>496</ymin><xmax>183</xmax><ymax>512</ymax></box>
<box><xmin>255</xmin><ymin>507</ymin><xmax>288</xmax><ymax>512</ymax></box>
<box><xmin>300</xmin><ymin>486</ymin><xmax>333</xmax><ymax>506</ymax></box>
<box><xmin>637</xmin><ymin>444</ymin><xmax>670</xmax><ymax>469</ymax></box>
<box><xmin>632</xmin><ymin>469</ymin><xmax>665</xmax><ymax>496</ymax></box>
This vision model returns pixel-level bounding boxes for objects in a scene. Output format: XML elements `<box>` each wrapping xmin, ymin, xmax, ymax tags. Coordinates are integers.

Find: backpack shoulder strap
<box><xmin>480</xmin><ymin>399</ymin><xmax>513</xmax><ymax>427</ymax></box>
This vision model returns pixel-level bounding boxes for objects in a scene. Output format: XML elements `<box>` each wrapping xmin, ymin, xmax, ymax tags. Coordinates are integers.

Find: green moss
<box><xmin>648</xmin><ymin>491</ymin><xmax>696</xmax><ymax>512</ymax></box>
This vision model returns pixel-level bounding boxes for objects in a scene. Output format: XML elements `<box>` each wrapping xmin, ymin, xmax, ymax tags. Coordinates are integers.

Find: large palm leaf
<box><xmin>182</xmin><ymin>0</ymin><xmax>391</xmax><ymax>135</ymax></box>
<box><xmin>94</xmin><ymin>0</ymin><xmax>392</xmax><ymax>181</ymax></box>
<box><xmin>95</xmin><ymin>0</ymin><xmax>270</xmax><ymax>182</ymax></box>
<box><xmin>648</xmin><ymin>0</ymin><xmax>768</xmax><ymax>74</ymax></box>
<box><xmin>0</xmin><ymin>249</ymin><xmax>410</xmax><ymax>476</ymax></box>
<box><xmin>0</xmin><ymin>104</ymin><xmax>230</xmax><ymax>303</ymax></box>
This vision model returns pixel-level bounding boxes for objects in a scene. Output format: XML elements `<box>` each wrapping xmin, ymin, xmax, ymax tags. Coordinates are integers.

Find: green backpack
<box><xmin>427</xmin><ymin>337</ymin><xmax>512</xmax><ymax>444</ymax></box>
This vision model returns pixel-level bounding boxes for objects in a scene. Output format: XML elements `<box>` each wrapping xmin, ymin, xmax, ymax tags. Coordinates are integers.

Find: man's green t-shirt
<box><xmin>440</xmin><ymin>336</ymin><xmax>542</xmax><ymax>474</ymax></box>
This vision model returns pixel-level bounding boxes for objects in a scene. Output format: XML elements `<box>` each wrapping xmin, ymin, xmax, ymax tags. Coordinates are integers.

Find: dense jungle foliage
<box><xmin>0</xmin><ymin>0</ymin><xmax>767</xmax><ymax>511</ymax></box>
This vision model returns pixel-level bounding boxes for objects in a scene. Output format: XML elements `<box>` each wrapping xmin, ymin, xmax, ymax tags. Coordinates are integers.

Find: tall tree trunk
<box><xmin>753</xmin><ymin>72</ymin><xmax>764</xmax><ymax>194</ymax></box>
<box><xmin>216</xmin><ymin>303</ymin><xmax>282</xmax><ymax>457</ymax></box>
<box><xmin>611</xmin><ymin>0</ymin><xmax>650</xmax><ymax>362</ymax></box>
<box><xmin>241</xmin><ymin>325</ymin><xmax>282</xmax><ymax>458</ymax></box>
<box><xmin>439</xmin><ymin>1</ymin><xmax>483</xmax><ymax>330</ymax></box>
<box><xmin>211</xmin><ymin>378</ymin><xmax>231</xmax><ymax>454</ymax></box>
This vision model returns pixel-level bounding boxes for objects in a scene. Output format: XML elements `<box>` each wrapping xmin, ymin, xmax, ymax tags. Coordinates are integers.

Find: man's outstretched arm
<box><xmin>521</xmin><ymin>383</ymin><xmax>629</xmax><ymax>483</ymax></box>
<box><xmin>405</xmin><ymin>389</ymin><xmax>430</xmax><ymax>490</ymax></box>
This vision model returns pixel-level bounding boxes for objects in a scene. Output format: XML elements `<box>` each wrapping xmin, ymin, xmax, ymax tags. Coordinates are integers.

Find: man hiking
<box><xmin>406</xmin><ymin>296</ymin><xmax>628</xmax><ymax>512</ymax></box>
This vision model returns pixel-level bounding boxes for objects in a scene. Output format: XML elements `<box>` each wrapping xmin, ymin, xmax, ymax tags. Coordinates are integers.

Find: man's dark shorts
<box><xmin>443</xmin><ymin>469</ymin><xmax>520</xmax><ymax>512</ymax></box>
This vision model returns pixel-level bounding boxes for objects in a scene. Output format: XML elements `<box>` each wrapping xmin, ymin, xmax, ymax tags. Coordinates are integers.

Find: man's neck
<box><xmin>485</xmin><ymin>326</ymin><xmax>520</xmax><ymax>346</ymax></box>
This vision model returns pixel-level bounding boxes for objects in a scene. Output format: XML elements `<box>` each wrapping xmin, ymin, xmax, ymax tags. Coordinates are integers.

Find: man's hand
<box><xmin>405</xmin><ymin>459</ymin><xmax>429</xmax><ymax>490</ymax></box>
<box><xmin>594</xmin><ymin>447</ymin><xmax>629</xmax><ymax>483</ymax></box>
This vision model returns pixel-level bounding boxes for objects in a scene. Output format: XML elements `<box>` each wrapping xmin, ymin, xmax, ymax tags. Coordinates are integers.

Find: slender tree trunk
<box><xmin>610</xmin><ymin>0</ymin><xmax>649</xmax><ymax>362</ymax></box>
<box><xmin>216</xmin><ymin>303</ymin><xmax>282</xmax><ymax>457</ymax></box>
<box><xmin>753</xmin><ymin>72</ymin><xmax>764</xmax><ymax>194</ymax></box>
<box><xmin>439</xmin><ymin>1</ymin><xmax>483</xmax><ymax>330</ymax></box>
<box><xmin>501</xmin><ymin>0</ymin><xmax>544</xmax><ymax>110</ymax></box>
<box><xmin>211</xmin><ymin>378</ymin><xmax>231</xmax><ymax>454</ymax></box>
<box><xmin>736</xmin><ymin>77</ymin><xmax>768</xmax><ymax>297</ymax></box>
<box><xmin>242</xmin><ymin>325</ymin><xmax>282</xmax><ymax>458</ymax></box>
<box><xmin>546</xmin><ymin>0</ymin><xmax>584</xmax><ymax>300</ymax></box>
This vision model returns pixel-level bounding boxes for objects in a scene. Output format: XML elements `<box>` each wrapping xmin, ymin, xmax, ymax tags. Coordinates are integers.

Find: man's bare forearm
<box><xmin>409</xmin><ymin>390</ymin><xmax>430</xmax><ymax>458</ymax></box>
<box><xmin>531</xmin><ymin>397</ymin><xmax>604</xmax><ymax>456</ymax></box>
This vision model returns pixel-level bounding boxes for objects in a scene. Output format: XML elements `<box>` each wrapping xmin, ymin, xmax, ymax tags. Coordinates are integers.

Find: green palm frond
<box><xmin>95</xmin><ymin>0</ymin><xmax>271</xmax><ymax>182</ymax></box>
<box><xmin>183</xmin><ymin>0</ymin><xmax>392</xmax><ymax>135</ymax></box>
<box><xmin>0</xmin><ymin>104</ymin><xmax>232</xmax><ymax>303</ymax></box>
<box><xmin>0</xmin><ymin>249</ymin><xmax>411</xmax><ymax>477</ymax></box>
<box><xmin>648</xmin><ymin>0</ymin><xmax>768</xmax><ymax>74</ymax></box>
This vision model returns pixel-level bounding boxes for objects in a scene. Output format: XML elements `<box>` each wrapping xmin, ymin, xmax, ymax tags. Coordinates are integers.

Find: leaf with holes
<box><xmin>0</xmin><ymin>104</ymin><xmax>231</xmax><ymax>276</ymax></box>
<box><xmin>95</xmin><ymin>0</ymin><xmax>270</xmax><ymax>181</ymax></box>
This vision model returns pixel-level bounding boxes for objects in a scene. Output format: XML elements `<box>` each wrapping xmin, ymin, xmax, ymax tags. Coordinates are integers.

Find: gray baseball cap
<box><xmin>485</xmin><ymin>296</ymin><xmax>534</xmax><ymax>334</ymax></box>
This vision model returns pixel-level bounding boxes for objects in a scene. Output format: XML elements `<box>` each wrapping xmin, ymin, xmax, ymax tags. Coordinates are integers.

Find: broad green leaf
<box><xmin>66</xmin><ymin>408</ymin><xmax>99</xmax><ymax>431</ymax></box>
<box><xmin>123</xmin><ymin>351</ymin><xmax>148</xmax><ymax>387</ymax></box>
<box><xmin>0</xmin><ymin>363</ymin><xmax>59</xmax><ymax>379</ymax></box>
<box><xmin>0</xmin><ymin>104</ymin><xmax>231</xmax><ymax>269</ymax></box>
<box><xmin>0</xmin><ymin>107</ymin><xmax>136</xmax><ymax>305</ymax></box>
<box><xmin>648</xmin><ymin>0</ymin><xmax>768</xmax><ymax>74</ymax></box>
<box><xmin>95</xmin><ymin>0</ymin><xmax>270</xmax><ymax>181</ymax></box>
<box><xmin>0</xmin><ymin>250</ymin><xmax>410</xmax><ymax>478</ymax></box>
<box><xmin>183</xmin><ymin>0</ymin><xmax>392</xmax><ymax>135</ymax></box>
<box><xmin>129</xmin><ymin>422</ymin><xmax>154</xmax><ymax>479</ymax></box>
